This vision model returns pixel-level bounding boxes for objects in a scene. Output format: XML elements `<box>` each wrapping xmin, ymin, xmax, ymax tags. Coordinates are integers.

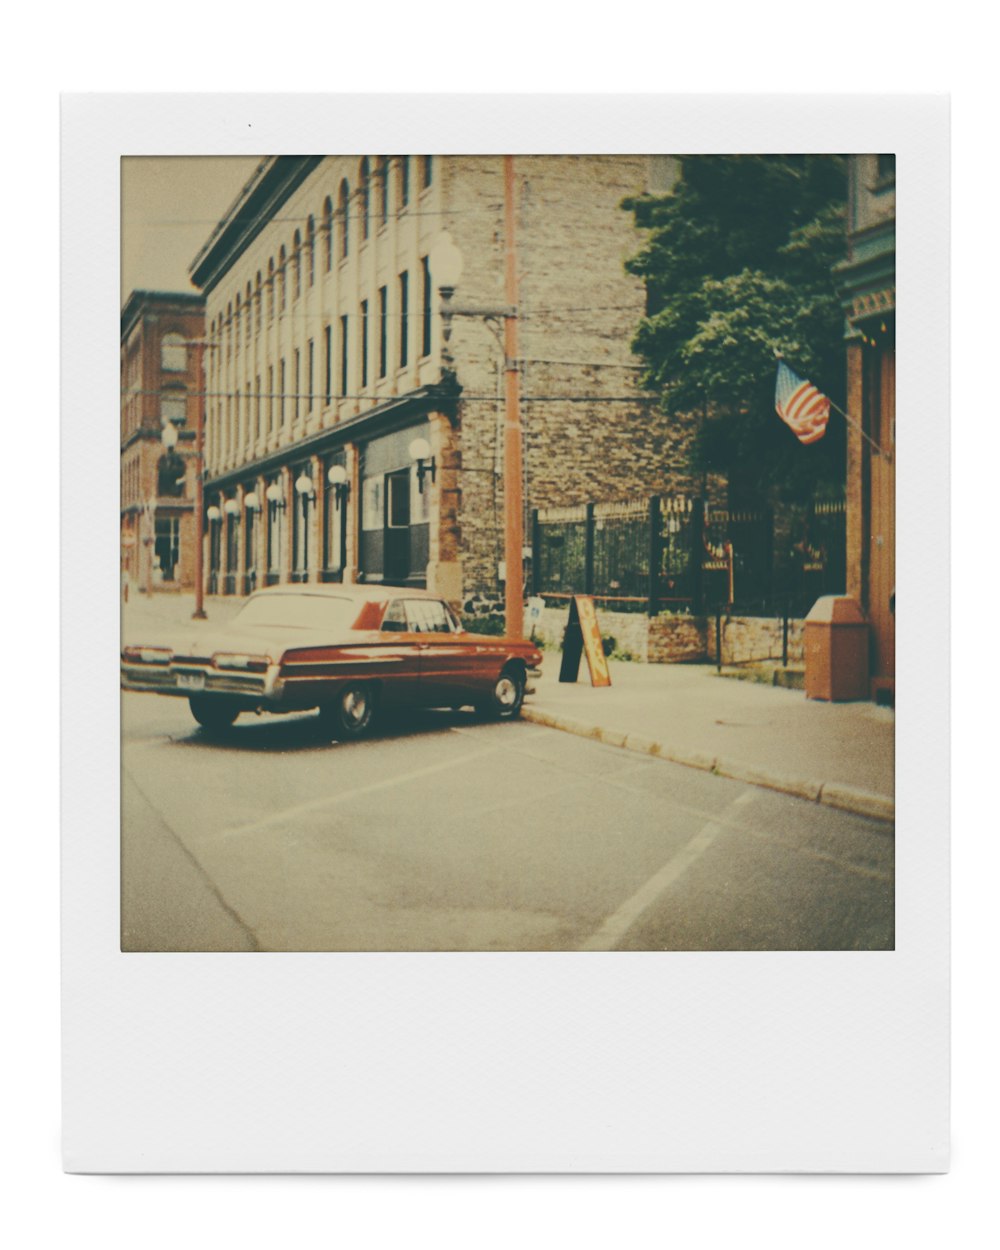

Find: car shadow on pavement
<box><xmin>168</xmin><ymin>705</ymin><xmax>487</xmax><ymax>754</ymax></box>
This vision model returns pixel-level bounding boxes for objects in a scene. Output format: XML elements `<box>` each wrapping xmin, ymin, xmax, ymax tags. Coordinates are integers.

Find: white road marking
<box><xmin>216</xmin><ymin>745</ymin><xmax>499</xmax><ymax>840</ymax></box>
<box><xmin>579</xmin><ymin>789</ymin><xmax>757</xmax><ymax>951</ymax></box>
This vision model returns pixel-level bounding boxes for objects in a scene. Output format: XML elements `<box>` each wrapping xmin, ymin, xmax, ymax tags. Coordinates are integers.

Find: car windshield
<box><xmin>234</xmin><ymin>593</ymin><xmax>361</xmax><ymax>632</ymax></box>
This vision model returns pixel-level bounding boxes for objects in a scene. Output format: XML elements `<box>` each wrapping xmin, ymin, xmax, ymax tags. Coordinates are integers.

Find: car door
<box><xmin>374</xmin><ymin>597</ymin><xmax>424</xmax><ymax>706</ymax></box>
<box><xmin>405</xmin><ymin>598</ymin><xmax>487</xmax><ymax>707</ymax></box>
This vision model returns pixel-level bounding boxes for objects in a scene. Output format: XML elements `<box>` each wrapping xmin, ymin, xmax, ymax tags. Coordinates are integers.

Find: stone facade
<box><xmin>182</xmin><ymin>155</ymin><xmax>698</xmax><ymax>605</ymax></box>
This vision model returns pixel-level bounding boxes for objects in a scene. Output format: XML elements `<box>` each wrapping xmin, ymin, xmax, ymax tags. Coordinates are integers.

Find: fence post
<box><xmin>782</xmin><ymin>609</ymin><xmax>789</xmax><ymax>668</ymax></box>
<box><xmin>691</xmin><ymin>497</ymin><xmax>704</xmax><ymax>615</ymax></box>
<box><xmin>716</xmin><ymin>609</ymin><xmax>723</xmax><ymax>672</ymax></box>
<box><xmin>648</xmin><ymin>494</ymin><xmax>661</xmax><ymax>617</ymax></box>
<box><xmin>531</xmin><ymin>508</ymin><xmax>540</xmax><ymax>596</ymax></box>
<box><xmin>584</xmin><ymin>502</ymin><xmax>595</xmax><ymax>595</ymax></box>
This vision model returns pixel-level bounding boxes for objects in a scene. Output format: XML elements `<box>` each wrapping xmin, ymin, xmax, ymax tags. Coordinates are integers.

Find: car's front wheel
<box><xmin>476</xmin><ymin>665</ymin><xmax>525</xmax><ymax>721</ymax></box>
<box><xmin>189</xmin><ymin>696</ymin><xmax>239</xmax><ymax>732</ymax></box>
<box><xmin>318</xmin><ymin>682</ymin><xmax>375</xmax><ymax>740</ymax></box>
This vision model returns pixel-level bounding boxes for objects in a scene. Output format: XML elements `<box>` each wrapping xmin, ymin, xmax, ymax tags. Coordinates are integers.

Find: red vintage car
<box><xmin>121</xmin><ymin>585</ymin><xmax>542</xmax><ymax>738</ymax></box>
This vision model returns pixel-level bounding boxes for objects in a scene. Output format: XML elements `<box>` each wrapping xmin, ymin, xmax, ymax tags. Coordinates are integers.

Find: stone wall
<box><xmin>532</xmin><ymin>604</ymin><xmax>651</xmax><ymax>662</ymax></box>
<box><xmin>648</xmin><ymin>614</ymin><xmax>708</xmax><ymax>663</ymax></box>
<box><xmin>525</xmin><ymin>601</ymin><xmax>805</xmax><ymax>668</ymax></box>
<box><xmin>706</xmin><ymin>615</ymin><xmax>805</xmax><ymax>666</ymax></box>
<box><xmin>444</xmin><ymin>156</ymin><xmax>701</xmax><ymax>596</ymax></box>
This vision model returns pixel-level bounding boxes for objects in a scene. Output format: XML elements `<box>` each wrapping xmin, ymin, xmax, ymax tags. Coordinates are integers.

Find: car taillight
<box><xmin>212</xmin><ymin>652</ymin><xmax>271</xmax><ymax>673</ymax></box>
<box><xmin>122</xmin><ymin>646</ymin><xmax>173</xmax><ymax>665</ymax></box>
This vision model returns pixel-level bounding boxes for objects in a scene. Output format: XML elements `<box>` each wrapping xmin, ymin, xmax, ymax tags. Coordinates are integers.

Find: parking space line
<box><xmin>216</xmin><ymin>745</ymin><xmax>499</xmax><ymax>840</ymax></box>
<box><xmin>579</xmin><ymin>790</ymin><xmax>757</xmax><ymax>952</ymax></box>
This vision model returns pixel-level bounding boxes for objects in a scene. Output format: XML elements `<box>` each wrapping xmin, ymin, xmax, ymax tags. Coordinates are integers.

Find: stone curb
<box><xmin>522</xmin><ymin>705</ymin><xmax>894</xmax><ymax>823</ymax></box>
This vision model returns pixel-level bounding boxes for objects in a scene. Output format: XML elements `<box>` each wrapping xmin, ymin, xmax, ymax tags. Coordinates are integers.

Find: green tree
<box><xmin>625</xmin><ymin>156</ymin><xmax>848</xmax><ymax>503</ymax></box>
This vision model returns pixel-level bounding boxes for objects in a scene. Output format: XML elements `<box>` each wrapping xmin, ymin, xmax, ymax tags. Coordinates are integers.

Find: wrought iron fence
<box><xmin>532</xmin><ymin>493</ymin><xmax>846</xmax><ymax>618</ymax></box>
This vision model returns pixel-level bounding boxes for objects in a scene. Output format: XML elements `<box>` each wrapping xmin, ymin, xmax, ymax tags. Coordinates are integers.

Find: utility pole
<box><xmin>502</xmin><ymin>155</ymin><xmax>525</xmax><ymax>639</ymax></box>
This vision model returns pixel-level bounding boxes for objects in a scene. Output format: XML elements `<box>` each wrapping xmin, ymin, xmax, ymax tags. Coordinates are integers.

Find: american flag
<box><xmin>774</xmin><ymin>361</ymin><xmax>830</xmax><ymax>445</ymax></box>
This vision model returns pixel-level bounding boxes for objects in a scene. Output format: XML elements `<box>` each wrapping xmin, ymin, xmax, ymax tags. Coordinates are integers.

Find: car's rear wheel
<box><xmin>189</xmin><ymin>696</ymin><xmax>239</xmax><ymax>732</ymax></box>
<box><xmin>476</xmin><ymin>665</ymin><xmax>525</xmax><ymax>721</ymax></box>
<box><xmin>319</xmin><ymin>682</ymin><xmax>375</xmax><ymax>740</ymax></box>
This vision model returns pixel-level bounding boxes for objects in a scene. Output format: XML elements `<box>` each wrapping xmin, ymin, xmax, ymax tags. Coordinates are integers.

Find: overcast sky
<box><xmin>121</xmin><ymin>156</ymin><xmax>263</xmax><ymax>303</ymax></box>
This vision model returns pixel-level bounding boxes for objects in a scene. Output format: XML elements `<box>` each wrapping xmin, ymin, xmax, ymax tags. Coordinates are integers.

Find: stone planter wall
<box><xmin>706</xmin><ymin>614</ymin><xmax>805</xmax><ymax>666</ymax></box>
<box><xmin>531</xmin><ymin>602</ymin><xmax>805</xmax><ymax>668</ymax></box>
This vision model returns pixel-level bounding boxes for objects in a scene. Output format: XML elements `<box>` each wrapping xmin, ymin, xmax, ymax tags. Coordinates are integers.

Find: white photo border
<box><xmin>61</xmin><ymin>94</ymin><xmax>949</xmax><ymax>1173</ymax></box>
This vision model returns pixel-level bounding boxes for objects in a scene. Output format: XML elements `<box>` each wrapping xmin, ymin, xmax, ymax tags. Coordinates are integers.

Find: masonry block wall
<box><xmin>444</xmin><ymin>156</ymin><xmax>701</xmax><ymax>597</ymax></box>
<box><xmin>532</xmin><ymin>606</ymin><xmax>804</xmax><ymax>667</ymax></box>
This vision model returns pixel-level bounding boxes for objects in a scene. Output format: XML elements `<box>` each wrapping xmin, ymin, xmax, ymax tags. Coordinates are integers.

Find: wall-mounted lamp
<box><xmin>244</xmin><ymin>492</ymin><xmax>261</xmax><ymax>512</ymax></box>
<box><xmin>160</xmin><ymin>421</ymin><xmax>179</xmax><ymax>451</ymax></box>
<box><xmin>206</xmin><ymin>505</ymin><xmax>222</xmax><ymax>522</ymax></box>
<box><xmin>327</xmin><ymin>463</ymin><xmax>350</xmax><ymax>509</ymax></box>
<box><xmin>265</xmin><ymin>482</ymin><xmax>286</xmax><ymax>511</ymax></box>
<box><xmin>409</xmin><ymin>436</ymin><xmax>436</xmax><ymax>494</ymax></box>
<box><xmin>294</xmin><ymin>472</ymin><xmax>315</xmax><ymax>502</ymax></box>
<box><xmin>224</xmin><ymin>498</ymin><xmax>240</xmax><ymax>516</ymax></box>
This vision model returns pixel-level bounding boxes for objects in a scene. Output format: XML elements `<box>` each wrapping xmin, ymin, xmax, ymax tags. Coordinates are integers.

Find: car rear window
<box><xmin>235</xmin><ymin>593</ymin><xmax>361</xmax><ymax>631</ymax></box>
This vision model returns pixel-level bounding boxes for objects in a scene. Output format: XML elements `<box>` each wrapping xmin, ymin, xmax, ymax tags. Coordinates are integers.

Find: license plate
<box><xmin>177</xmin><ymin>672</ymin><xmax>206</xmax><ymax>691</ymax></box>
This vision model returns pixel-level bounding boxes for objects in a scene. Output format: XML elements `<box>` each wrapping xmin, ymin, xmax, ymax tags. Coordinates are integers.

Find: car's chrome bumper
<box><xmin>121</xmin><ymin>661</ymin><xmax>284</xmax><ymax>705</ymax></box>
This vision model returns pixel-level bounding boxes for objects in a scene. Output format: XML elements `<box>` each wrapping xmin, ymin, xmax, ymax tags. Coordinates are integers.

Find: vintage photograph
<box><xmin>120</xmin><ymin>152</ymin><xmax>895</xmax><ymax>953</ymax></box>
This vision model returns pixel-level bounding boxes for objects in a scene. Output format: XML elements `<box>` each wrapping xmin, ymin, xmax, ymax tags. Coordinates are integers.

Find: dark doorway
<box><xmin>384</xmin><ymin>468</ymin><xmax>411</xmax><ymax>584</ymax></box>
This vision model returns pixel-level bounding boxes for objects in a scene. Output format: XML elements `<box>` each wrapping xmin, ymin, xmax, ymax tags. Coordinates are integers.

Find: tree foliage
<box><xmin>624</xmin><ymin>156</ymin><xmax>848</xmax><ymax>503</ymax></box>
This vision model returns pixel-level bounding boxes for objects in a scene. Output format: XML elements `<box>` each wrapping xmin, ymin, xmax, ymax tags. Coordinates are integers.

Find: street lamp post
<box><xmin>191</xmin><ymin>340</ymin><xmax>208</xmax><ymax>619</ymax></box>
<box><xmin>428</xmin><ymin>155</ymin><xmax>525</xmax><ymax>638</ymax></box>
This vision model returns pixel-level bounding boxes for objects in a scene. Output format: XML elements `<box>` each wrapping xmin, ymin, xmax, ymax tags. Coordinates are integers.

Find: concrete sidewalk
<box><xmin>523</xmin><ymin>657</ymin><xmax>894</xmax><ymax>822</ymax></box>
<box><xmin>121</xmin><ymin>593</ymin><xmax>894</xmax><ymax>822</ymax></box>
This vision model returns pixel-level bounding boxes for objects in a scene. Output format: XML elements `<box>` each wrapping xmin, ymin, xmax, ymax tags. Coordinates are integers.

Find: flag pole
<box><xmin>774</xmin><ymin>350</ymin><xmax>891</xmax><ymax>462</ymax></box>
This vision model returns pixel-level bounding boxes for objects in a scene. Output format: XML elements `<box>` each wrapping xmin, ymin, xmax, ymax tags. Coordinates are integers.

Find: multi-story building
<box><xmin>188</xmin><ymin>155</ymin><xmax>697</xmax><ymax>606</ymax></box>
<box><xmin>120</xmin><ymin>290</ymin><xmax>206</xmax><ymax>594</ymax></box>
<box><xmin>836</xmin><ymin>154</ymin><xmax>896</xmax><ymax>702</ymax></box>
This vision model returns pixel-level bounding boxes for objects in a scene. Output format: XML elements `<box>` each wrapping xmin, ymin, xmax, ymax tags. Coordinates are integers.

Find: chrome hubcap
<box><xmin>496</xmin><ymin>677</ymin><xmax>517</xmax><ymax>707</ymax></box>
<box><xmin>342</xmin><ymin>690</ymin><xmax>367</xmax><ymax>724</ymax></box>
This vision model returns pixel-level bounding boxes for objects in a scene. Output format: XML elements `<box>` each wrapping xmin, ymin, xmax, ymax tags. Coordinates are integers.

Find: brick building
<box><xmin>120</xmin><ymin>290</ymin><xmax>206</xmax><ymax>594</ymax></box>
<box><xmin>836</xmin><ymin>154</ymin><xmax>896</xmax><ymax>701</ymax></box>
<box><xmin>187</xmin><ymin>155</ymin><xmax>698</xmax><ymax>607</ymax></box>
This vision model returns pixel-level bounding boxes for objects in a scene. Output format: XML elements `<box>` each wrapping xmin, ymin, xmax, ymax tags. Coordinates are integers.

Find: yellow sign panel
<box><xmin>558</xmin><ymin>595</ymin><xmax>611</xmax><ymax>687</ymax></box>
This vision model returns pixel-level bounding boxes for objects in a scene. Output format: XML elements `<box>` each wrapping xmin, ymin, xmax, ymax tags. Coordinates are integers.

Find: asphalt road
<box><xmin>121</xmin><ymin>692</ymin><xmax>894</xmax><ymax>952</ymax></box>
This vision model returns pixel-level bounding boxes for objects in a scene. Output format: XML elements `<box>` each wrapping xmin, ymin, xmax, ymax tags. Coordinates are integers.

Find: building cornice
<box><xmin>205</xmin><ymin>380</ymin><xmax>461</xmax><ymax>493</ymax></box>
<box><xmin>121</xmin><ymin>290</ymin><xmax>205</xmax><ymax>342</ymax></box>
<box><xmin>189</xmin><ymin>156</ymin><xmax>324</xmax><ymax>295</ymax></box>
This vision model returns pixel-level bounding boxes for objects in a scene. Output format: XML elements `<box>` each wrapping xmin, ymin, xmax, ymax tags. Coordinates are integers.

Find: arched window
<box><xmin>306</xmin><ymin>215</ymin><xmax>315</xmax><ymax>287</ymax></box>
<box><xmin>278</xmin><ymin>245</ymin><xmax>287</xmax><ymax>312</ymax></box>
<box><xmin>376</xmin><ymin>157</ymin><xmax>389</xmax><ymax>227</ymax></box>
<box><xmin>245</xmin><ymin>282</ymin><xmax>253</xmax><ymax>337</ymax></box>
<box><xmin>359</xmin><ymin>158</ymin><xmax>370</xmax><ymax>241</ymax></box>
<box><xmin>292</xmin><ymin>230</ymin><xmax>301</xmax><ymax>301</ymax></box>
<box><xmin>267</xmin><ymin>259</ymin><xmax>275</xmax><ymax>321</ymax></box>
<box><xmin>254</xmin><ymin>272</ymin><xmax>262</xmax><ymax>329</ymax></box>
<box><xmin>322</xmin><ymin>197</ymin><xmax>333</xmax><ymax>271</ymax></box>
<box><xmin>397</xmin><ymin>156</ymin><xmax>410</xmax><ymax>209</ymax></box>
<box><xmin>234</xmin><ymin>293</ymin><xmax>241</xmax><ymax>346</ymax></box>
<box><xmin>420</xmin><ymin>155</ymin><xmax>433</xmax><ymax>189</ymax></box>
<box><xmin>338</xmin><ymin>180</ymin><xmax>350</xmax><ymax>258</ymax></box>
<box><xmin>161</xmin><ymin>332</ymin><xmax>187</xmax><ymax>372</ymax></box>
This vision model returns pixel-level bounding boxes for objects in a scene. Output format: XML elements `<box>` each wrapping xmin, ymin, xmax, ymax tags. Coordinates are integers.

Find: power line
<box><xmin>124</xmin><ymin>389</ymin><xmax>658</xmax><ymax>403</ymax></box>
